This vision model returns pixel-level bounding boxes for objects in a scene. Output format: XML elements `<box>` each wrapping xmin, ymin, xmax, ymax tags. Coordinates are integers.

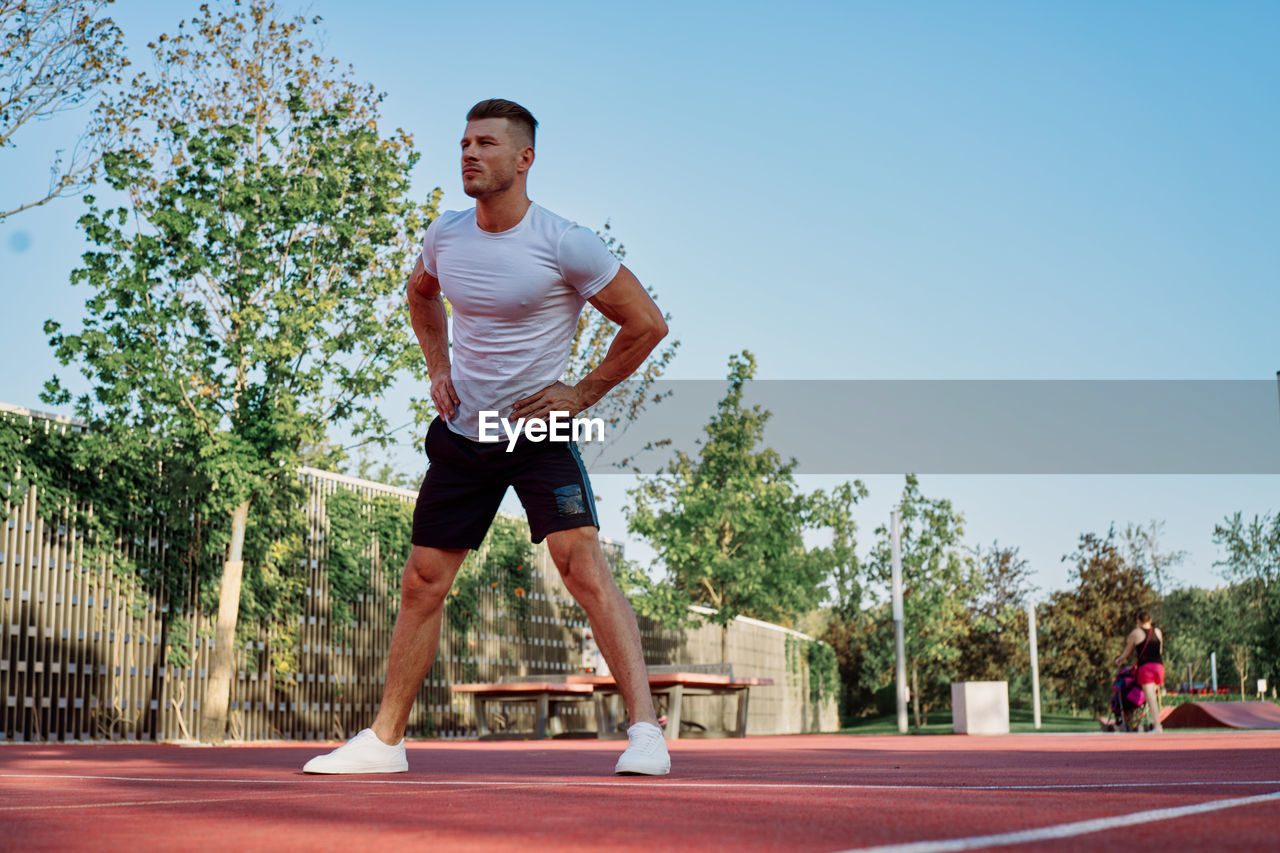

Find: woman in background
<box><xmin>1115</xmin><ymin>611</ymin><xmax>1165</xmax><ymax>733</ymax></box>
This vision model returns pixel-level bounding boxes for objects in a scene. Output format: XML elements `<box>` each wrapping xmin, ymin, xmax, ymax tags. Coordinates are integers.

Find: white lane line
<box><xmin>836</xmin><ymin>790</ymin><xmax>1280</xmax><ymax>853</ymax></box>
<box><xmin>1</xmin><ymin>773</ymin><xmax>1279</xmax><ymax>792</ymax></box>
<box><xmin>0</xmin><ymin>794</ymin><xmax>306</xmax><ymax>812</ymax></box>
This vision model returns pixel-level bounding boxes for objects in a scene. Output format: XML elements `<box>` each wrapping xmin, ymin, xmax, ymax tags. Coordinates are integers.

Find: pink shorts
<box><xmin>1137</xmin><ymin>663</ymin><xmax>1164</xmax><ymax>686</ymax></box>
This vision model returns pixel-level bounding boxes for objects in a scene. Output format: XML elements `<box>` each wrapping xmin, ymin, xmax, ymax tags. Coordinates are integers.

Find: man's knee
<box><xmin>546</xmin><ymin>525</ymin><xmax>597</xmax><ymax>561</ymax></box>
<box><xmin>547</xmin><ymin>527</ymin><xmax>610</xmax><ymax>594</ymax></box>
<box><xmin>401</xmin><ymin>546</ymin><xmax>466</xmax><ymax>605</ymax></box>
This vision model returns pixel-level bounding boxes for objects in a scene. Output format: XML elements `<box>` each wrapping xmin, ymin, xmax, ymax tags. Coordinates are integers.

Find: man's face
<box><xmin>460</xmin><ymin>118</ymin><xmax>531</xmax><ymax>198</ymax></box>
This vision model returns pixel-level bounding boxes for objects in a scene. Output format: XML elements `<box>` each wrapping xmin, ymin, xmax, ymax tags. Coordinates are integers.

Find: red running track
<box><xmin>2</xmin><ymin>732</ymin><xmax>1278</xmax><ymax>851</ymax></box>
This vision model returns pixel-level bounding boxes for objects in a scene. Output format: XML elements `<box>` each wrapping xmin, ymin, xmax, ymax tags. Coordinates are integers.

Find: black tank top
<box><xmin>1137</xmin><ymin>627</ymin><xmax>1162</xmax><ymax>665</ymax></box>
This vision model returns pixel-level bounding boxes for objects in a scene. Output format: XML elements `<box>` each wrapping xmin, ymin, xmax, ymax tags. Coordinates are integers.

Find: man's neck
<box><xmin>475</xmin><ymin>190</ymin><xmax>532</xmax><ymax>233</ymax></box>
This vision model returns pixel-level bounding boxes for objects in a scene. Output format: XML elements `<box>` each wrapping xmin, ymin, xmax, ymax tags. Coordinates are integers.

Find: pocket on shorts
<box><xmin>553</xmin><ymin>484</ymin><xmax>588</xmax><ymax>517</ymax></box>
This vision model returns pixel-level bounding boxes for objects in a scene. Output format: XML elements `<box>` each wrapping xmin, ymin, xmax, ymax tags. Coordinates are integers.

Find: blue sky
<box><xmin>2</xmin><ymin>1</ymin><xmax>1277</xmax><ymax>595</ymax></box>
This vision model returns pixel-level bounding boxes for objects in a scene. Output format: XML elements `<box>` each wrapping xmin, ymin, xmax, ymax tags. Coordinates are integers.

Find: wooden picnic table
<box><xmin>448</xmin><ymin>681</ymin><xmax>594</xmax><ymax>739</ymax></box>
<box><xmin>450</xmin><ymin>672</ymin><xmax>774</xmax><ymax>740</ymax></box>
<box><xmin>565</xmin><ymin>672</ymin><xmax>773</xmax><ymax>740</ymax></box>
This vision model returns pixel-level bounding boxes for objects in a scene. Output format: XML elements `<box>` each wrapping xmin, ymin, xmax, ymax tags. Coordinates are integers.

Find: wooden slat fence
<box><xmin>1</xmin><ymin>404</ymin><xmax>834</xmax><ymax>742</ymax></box>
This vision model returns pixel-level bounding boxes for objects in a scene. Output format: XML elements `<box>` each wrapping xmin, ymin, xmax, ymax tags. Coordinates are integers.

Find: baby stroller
<box><xmin>1104</xmin><ymin>665</ymin><xmax>1147</xmax><ymax>732</ymax></box>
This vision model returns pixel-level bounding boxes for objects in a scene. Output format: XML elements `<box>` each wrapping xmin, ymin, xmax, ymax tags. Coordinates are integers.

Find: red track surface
<box><xmin>2</xmin><ymin>732</ymin><xmax>1278</xmax><ymax>851</ymax></box>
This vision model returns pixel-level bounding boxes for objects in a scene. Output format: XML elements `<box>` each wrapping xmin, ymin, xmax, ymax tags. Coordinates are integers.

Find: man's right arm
<box><xmin>406</xmin><ymin>255</ymin><xmax>459</xmax><ymax>419</ymax></box>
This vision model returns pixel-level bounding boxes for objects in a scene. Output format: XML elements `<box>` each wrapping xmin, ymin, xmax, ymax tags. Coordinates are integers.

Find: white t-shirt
<box><xmin>420</xmin><ymin>202</ymin><xmax>620</xmax><ymax>438</ymax></box>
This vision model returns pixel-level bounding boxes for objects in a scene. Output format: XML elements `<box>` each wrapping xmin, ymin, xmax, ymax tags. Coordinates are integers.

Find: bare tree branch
<box><xmin>0</xmin><ymin>0</ymin><xmax>127</xmax><ymax>220</ymax></box>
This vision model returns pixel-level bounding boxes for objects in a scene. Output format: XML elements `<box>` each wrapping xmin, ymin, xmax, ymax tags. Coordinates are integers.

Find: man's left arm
<box><xmin>510</xmin><ymin>265</ymin><xmax>667</xmax><ymax>421</ymax></box>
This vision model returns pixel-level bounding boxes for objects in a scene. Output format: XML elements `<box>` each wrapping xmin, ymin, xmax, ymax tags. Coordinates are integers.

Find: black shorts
<box><xmin>411</xmin><ymin>417</ymin><xmax>599</xmax><ymax>549</ymax></box>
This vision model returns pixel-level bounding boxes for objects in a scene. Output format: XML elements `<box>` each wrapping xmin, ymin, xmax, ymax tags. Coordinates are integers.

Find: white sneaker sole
<box><xmin>302</xmin><ymin>760</ymin><xmax>408</xmax><ymax>775</ymax></box>
<box><xmin>302</xmin><ymin>733</ymin><xmax>409</xmax><ymax>774</ymax></box>
<box><xmin>614</xmin><ymin>757</ymin><xmax>671</xmax><ymax>776</ymax></box>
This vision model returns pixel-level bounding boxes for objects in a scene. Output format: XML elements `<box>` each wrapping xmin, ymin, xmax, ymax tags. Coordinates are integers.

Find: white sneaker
<box><xmin>614</xmin><ymin>721</ymin><xmax>671</xmax><ymax>775</ymax></box>
<box><xmin>303</xmin><ymin>728</ymin><xmax>408</xmax><ymax>774</ymax></box>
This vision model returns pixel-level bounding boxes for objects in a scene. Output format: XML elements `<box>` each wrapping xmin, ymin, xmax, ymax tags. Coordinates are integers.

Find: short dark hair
<box><xmin>1136</xmin><ymin>611</ymin><xmax>1152</xmax><ymax>624</ymax></box>
<box><xmin>467</xmin><ymin>99</ymin><xmax>537</xmax><ymax>148</ymax></box>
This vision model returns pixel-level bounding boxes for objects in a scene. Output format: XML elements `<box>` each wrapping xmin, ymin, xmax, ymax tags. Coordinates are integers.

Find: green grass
<box><xmin>1161</xmin><ymin>693</ymin><xmax>1280</xmax><ymax>708</ymax></box>
<box><xmin>837</xmin><ymin>708</ymin><xmax>1100</xmax><ymax>735</ymax></box>
<box><xmin>834</xmin><ymin>697</ymin><xmax>1280</xmax><ymax>736</ymax></box>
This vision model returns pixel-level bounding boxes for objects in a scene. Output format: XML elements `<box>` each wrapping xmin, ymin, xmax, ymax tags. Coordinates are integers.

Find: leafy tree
<box><xmin>821</xmin><ymin>480</ymin><xmax>870</xmax><ymax>618</ymax></box>
<box><xmin>323</xmin><ymin>489</ymin><xmax>414</xmax><ymax>630</ymax></box>
<box><xmin>437</xmin><ymin>516</ymin><xmax>534</xmax><ymax>684</ymax></box>
<box><xmin>346</xmin><ymin>446</ymin><xmax>421</xmax><ymax>491</ymax></box>
<box><xmin>446</xmin><ymin>516</ymin><xmax>534</xmax><ymax>643</ymax></box>
<box><xmin>955</xmin><ymin>542</ymin><xmax>1034</xmax><ymax>690</ymax></box>
<box><xmin>1214</xmin><ymin>512</ymin><xmax>1280</xmax><ymax>587</ymax></box>
<box><xmin>1213</xmin><ymin>511</ymin><xmax>1280</xmax><ymax>692</ymax></box>
<box><xmin>0</xmin><ymin>406</ymin><xmax>216</xmax><ymax>611</ymax></box>
<box><xmin>814</xmin><ymin>479</ymin><xmax>876</xmax><ymax>722</ymax></box>
<box><xmin>42</xmin><ymin>1</ymin><xmax>435</xmax><ymax>742</ymax></box>
<box><xmin>625</xmin><ymin>351</ymin><xmax>860</xmax><ymax>660</ymax></box>
<box><xmin>786</xmin><ymin>634</ymin><xmax>840</xmax><ymax>705</ymax></box>
<box><xmin>1160</xmin><ymin>585</ymin><xmax>1234</xmax><ymax>691</ymax></box>
<box><xmin>1039</xmin><ymin>528</ymin><xmax>1155</xmax><ymax>714</ymax></box>
<box><xmin>826</xmin><ymin>536</ymin><xmax>1034</xmax><ymax>722</ymax></box>
<box><xmin>821</xmin><ymin>602</ymin><xmax>890</xmax><ymax>722</ymax></box>
<box><xmin>1</xmin><ymin>0</ymin><xmax>126</xmax><ymax>219</ymax></box>
<box><xmin>610</xmin><ymin>555</ymin><xmax>698</xmax><ymax>630</ymax></box>
<box><xmin>866</xmin><ymin>475</ymin><xmax>975</xmax><ymax>726</ymax></box>
<box><xmin>1120</xmin><ymin>520</ymin><xmax>1186</xmax><ymax>602</ymax></box>
<box><xmin>1230</xmin><ymin>643</ymin><xmax>1251</xmax><ymax>701</ymax></box>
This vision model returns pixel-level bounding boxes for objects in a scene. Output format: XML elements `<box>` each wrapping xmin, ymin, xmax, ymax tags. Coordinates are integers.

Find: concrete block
<box><xmin>951</xmin><ymin>681</ymin><xmax>1009</xmax><ymax>734</ymax></box>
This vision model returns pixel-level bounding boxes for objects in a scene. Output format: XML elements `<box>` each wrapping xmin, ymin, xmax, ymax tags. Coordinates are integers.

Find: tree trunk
<box><xmin>1233</xmin><ymin>646</ymin><xmax>1248</xmax><ymax>702</ymax></box>
<box><xmin>911</xmin><ymin>658</ymin><xmax>921</xmax><ymax>729</ymax></box>
<box><xmin>720</xmin><ymin>623</ymin><xmax>729</xmax><ymax>664</ymax></box>
<box><xmin>200</xmin><ymin>499</ymin><xmax>251</xmax><ymax>743</ymax></box>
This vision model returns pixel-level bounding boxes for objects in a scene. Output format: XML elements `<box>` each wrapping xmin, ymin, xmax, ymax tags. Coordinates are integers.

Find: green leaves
<box><xmin>37</xmin><ymin>1</ymin><xmax>441</xmax><ymax>737</ymax></box>
<box><xmin>610</xmin><ymin>557</ymin><xmax>695</xmax><ymax>630</ymax></box>
<box><xmin>1214</xmin><ymin>511</ymin><xmax>1280</xmax><ymax>587</ymax></box>
<box><xmin>1040</xmin><ymin>528</ymin><xmax>1155</xmax><ymax>712</ymax></box>
<box><xmin>626</xmin><ymin>352</ymin><xmax>865</xmax><ymax>637</ymax></box>
<box><xmin>0</xmin><ymin>408</ymin><xmax>225</xmax><ymax>610</ymax></box>
<box><xmin>868</xmin><ymin>475</ymin><xmax>976</xmax><ymax>660</ymax></box>
<box><xmin>954</xmin><ymin>542</ymin><xmax>1033</xmax><ymax>686</ymax></box>
<box><xmin>1211</xmin><ymin>511</ymin><xmax>1280</xmax><ymax>694</ymax></box>
<box><xmin>323</xmin><ymin>488</ymin><xmax>377</xmax><ymax>629</ymax></box>
<box><xmin>447</xmin><ymin>517</ymin><xmax>534</xmax><ymax>643</ymax></box>
<box><xmin>47</xmin><ymin>0</ymin><xmax>437</xmax><ymax>524</ymax></box>
<box><xmin>567</xmin><ymin>220</ymin><xmax>679</xmax><ymax>470</ymax></box>
<box><xmin>1</xmin><ymin>0</ymin><xmax>128</xmax><ymax>220</ymax></box>
<box><xmin>787</xmin><ymin>635</ymin><xmax>840</xmax><ymax>704</ymax></box>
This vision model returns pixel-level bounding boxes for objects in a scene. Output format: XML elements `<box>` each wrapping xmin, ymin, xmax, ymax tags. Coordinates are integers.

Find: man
<box><xmin>1114</xmin><ymin>611</ymin><xmax>1164</xmax><ymax>733</ymax></box>
<box><xmin>304</xmin><ymin>99</ymin><xmax>671</xmax><ymax>775</ymax></box>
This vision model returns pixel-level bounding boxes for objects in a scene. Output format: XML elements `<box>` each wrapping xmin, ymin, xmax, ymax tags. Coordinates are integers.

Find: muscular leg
<box><xmin>546</xmin><ymin>526</ymin><xmax>659</xmax><ymax>728</ymax></box>
<box><xmin>370</xmin><ymin>545</ymin><xmax>468</xmax><ymax>744</ymax></box>
<box><xmin>1142</xmin><ymin>682</ymin><xmax>1163</xmax><ymax>732</ymax></box>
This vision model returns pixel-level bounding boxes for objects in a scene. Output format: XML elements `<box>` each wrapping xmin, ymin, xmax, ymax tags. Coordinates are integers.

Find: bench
<box><xmin>448</xmin><ymin>681</ymin><xmax>594</xmax><ymax>739</ymax></box>
<box><xmin>565</xmin><ymin>672</ymin><xmax>773</xmax><ymax>740</ymax></box>
<box><xmin>450</xmin><ymin>665</ymin><xmax>774</xmax><ymax>740</ymax></box>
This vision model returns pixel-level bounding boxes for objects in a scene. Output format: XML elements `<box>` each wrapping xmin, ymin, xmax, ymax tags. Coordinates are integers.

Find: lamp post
<box><xmin>1027</xmin><ymin>601</ymin><xmax>1041</xmax><ymax>730</ymax></box>
<box><xmin>892</xmin><ymin>509</ymin><xmax>908</xmax><ymax>734</ymax></box>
